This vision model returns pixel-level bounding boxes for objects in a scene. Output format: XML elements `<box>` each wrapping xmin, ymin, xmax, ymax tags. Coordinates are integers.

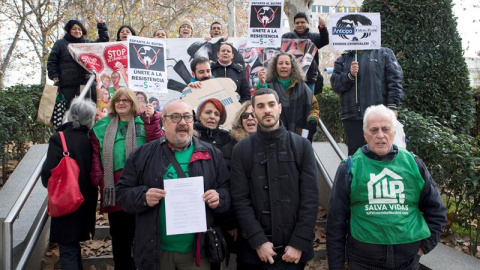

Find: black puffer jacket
<box><xmin>211</xmin><ymin>61</ymin><xmax>251</xmax><ymax>103</ymax></box>
<box><xmin>330</xmin><ymin>48</ymin><xmax>404</xmax><ymax>120</ymax></box>
<box><xmin>47</xmin><ymin>23</ymin><xmax>109</xmax><ymax>88</ymax></box>
<box><xmin>116</xmin><ymin>136</ymin><xmax>231</xmax><ymax>270</ymax></box>
<box><xmin>194</xmin><ymin>121</ymin><xmax>232</xmax><ymax>150</ymax></box>
<box><xmin>282</xmin><ymin>27</ymin><xmax>329</xmax><ymax>83</ymax></box>
<box><xmin>231</xmin><ymin>124</ymin><xmax>319</xmax><ymax>264</ymax></box>
<box><xmin>41</xmin><ymin>123</ymin><xmax>97</xmax><ymax>244</ymax></box>
<box><xmin>326</xmin><ymin>146</ymin><xmax>447</xmax><ymax>270</ymax></box>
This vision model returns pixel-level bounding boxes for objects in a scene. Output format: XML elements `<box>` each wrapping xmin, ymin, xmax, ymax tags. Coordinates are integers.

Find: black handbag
<box><xmin>314</xmin><ymin>71</ymin><xmax>324</xmax><ymax>95</ymax></box>
<box><xmin>205</xmin><ymin>226</ymin><xmax>229</xmax><ymax>265</ymax></box>
<box><xmin>161</xmin><ymin>142</ymin><xmax>229</xmax><ymax>265</ymax></box>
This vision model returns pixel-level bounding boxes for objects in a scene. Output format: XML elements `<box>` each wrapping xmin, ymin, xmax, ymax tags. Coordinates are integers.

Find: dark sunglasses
<box><xmin>241</xmin><ymin>112</ymin><xmax>255</xmax><ymax>119</ymax></box>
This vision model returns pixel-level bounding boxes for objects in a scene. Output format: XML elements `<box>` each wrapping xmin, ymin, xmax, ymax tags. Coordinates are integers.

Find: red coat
<box><xmin>90</xmin><ymin>113</ymin><xmax>164</xmax><ymax>213</ymax></box>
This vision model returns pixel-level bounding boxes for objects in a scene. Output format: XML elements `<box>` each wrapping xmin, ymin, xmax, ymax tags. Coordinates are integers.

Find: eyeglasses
<box><xmin>180</xmin><ymin>25</ymin><xmax>192</xmax><ymax>29</ymax></box>
<box><xmin>164</xmin><ymin>114</ymin><xmax>194</xmax><ymax>123</ymax></box>
<box><xmin>238</xmin><ymin>48</ymin><xmax>252</xmax><ymax>53</ymax></box>
<box><xmin>241</xmin><ymin>112</ymin><xmax>255</xmax><ymax>119</ymax></box>
<box><xmin>114</xmin><ymin>99</ymin><xmax>132</xmax><ymax>104</ymax></box>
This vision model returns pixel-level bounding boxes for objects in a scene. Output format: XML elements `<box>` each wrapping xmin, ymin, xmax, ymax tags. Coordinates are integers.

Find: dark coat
<box><xmin>194</xmin><ymin>121</ymin><xmax>232</xmax><ymax>150</ymax></box>
<box><xmin>47</xmin><ymin>23</ymin><xmax>109</xmax><ymax>106</ymax></box>
<box><xmin>115</xmin><ymin>136</ymin><xmax>231</xmax><ymax>270</ymax></box>
<box><xmin>231</xmin><ymin>124</ymin><xmax>319</xmax><ymax>264</ymax></box>
<box><xmin>282</xmin><ymin>26</ymin><xmax>329</xmax><ymax>83</ymax></box>
<box><xmin>326</xmin><ymin>146</ymin><xmax>447</xmax><ymax>270</ymax></box>
<box><xmin>41</xmin><ymin>123</ymin><xmax>97</xmax><ymax>244</ymax></box>
<box><xmin>211</xmin><ymin>61</ymin><xmax>251</xmax><ymax>102</ymax></box>
<box><xmin>330</xmin><ymin>48</ymin><xmax>404</xmax><ymax>120</ymax></box>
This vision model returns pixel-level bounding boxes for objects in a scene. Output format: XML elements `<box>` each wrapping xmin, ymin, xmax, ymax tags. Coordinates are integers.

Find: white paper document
<box><xmin>164</xmin><ymin>176</ymin><xmax>207</xmax><ymax>235</ymax></box>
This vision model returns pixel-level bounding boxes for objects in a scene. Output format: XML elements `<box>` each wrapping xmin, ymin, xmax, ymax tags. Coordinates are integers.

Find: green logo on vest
<box><xmin>366</xmin><ymin>168</ymin><xmax>408</xmax><ymax>214</ymax></box>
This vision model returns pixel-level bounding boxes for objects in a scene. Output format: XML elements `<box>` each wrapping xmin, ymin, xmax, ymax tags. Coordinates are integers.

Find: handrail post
<box><xmin>3</xmin><ymin>221</ymin><xmax>13</xmax><ymax>270</ymax></box>
<box><xmin>318</xmin><ymin>119</ymin><xmax>347</xmax><ymax>160</ymax></box>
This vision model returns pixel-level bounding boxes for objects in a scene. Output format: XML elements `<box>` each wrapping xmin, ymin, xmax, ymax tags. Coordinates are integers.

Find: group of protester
<box><xmin>42</xmin><ymin>11</ymin><xmax>447</xmax><ymax>270</ymax></box>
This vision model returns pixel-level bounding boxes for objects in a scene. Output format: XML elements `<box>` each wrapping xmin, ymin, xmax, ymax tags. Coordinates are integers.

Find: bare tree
<box><xmin>0</xmin><ymin>0</ymin><xmax>48</xmax><ymax>88</ymax></box>
<box><xmin>283</xmin><ymin>0</ymin><xmax>313</xmax><ymax>30</ymax></box>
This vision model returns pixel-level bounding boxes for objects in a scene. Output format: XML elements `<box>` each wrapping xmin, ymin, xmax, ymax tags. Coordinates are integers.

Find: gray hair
<box><xmin>363</xmin><ymin>104</ymin><xmax>396</xmax><ymax>132</ymax></box>
<box><xmin>266</xmin><ymin>52</ymin><xmax>305</xmax><ymax>82</ymax></box>
<box><xmin>67</xmin><ymin>98</ymin><xmax>97</xmax><ymax>129</ymax></box>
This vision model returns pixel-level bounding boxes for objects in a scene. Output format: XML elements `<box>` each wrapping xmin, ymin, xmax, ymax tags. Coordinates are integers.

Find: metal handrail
<box><xmin>318</xmin><ymin>119</ymin><xmax>347</xmax><ymax>161</ymax></box>
<box><xmin>2</xmin><ymin>152</ymin><xmax>47</xmax><ymax>270</ymax></box>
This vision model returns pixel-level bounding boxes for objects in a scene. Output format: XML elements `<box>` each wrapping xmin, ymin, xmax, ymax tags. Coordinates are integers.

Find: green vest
<box><xmin>92</xmin><ymin>116</ymin><xmax>146</xmax><ymax>171</ymax></box>
<box><xmin>349</xmin><ymin>148</ymin><xmax>431</xmax><ymax>245</ymax></box>
<box><xmin>159</xmin><ymin>143</ymin><xmax>195</xmax><ymax>253</ymax></box>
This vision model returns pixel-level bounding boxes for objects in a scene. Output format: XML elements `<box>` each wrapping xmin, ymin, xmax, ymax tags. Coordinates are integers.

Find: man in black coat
<box><xmin>231</xmin><ymin>88</ymin><xmax>319</xmax><ymax>269</ymax></box>
<box><xmin>116</xmin><ymin>99</ymin><xmax>230</xmax><ymax>270</ymax></box>
<box><xmin>282</xmin><ymin>12</ymin><xmax>329</xmax><ymax>92</ymax></box>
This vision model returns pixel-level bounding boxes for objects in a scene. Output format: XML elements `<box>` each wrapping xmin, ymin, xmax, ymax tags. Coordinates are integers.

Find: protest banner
<box><xmin>68</xmin><ymin>37</ymin><xmax>315</xmax><ymax>115</ymax></box>
<box><xmin>247</xmin><ymin>0</ymin><xmax>284</xmax><ymax>48</ymax></box>
<box><xmin>127</xmin><ymin>36</ymin><xmax>168</xmax><ymax>95</ymax></box>
<box><xmin>181</xmin><ymin>78</ymin><xmax>241</xmax><ymax>130</ymax></box>
<box><xmin>329</xmin><ymin>13</ymin><xmax>381</xmax><ymax>51</ymax></box>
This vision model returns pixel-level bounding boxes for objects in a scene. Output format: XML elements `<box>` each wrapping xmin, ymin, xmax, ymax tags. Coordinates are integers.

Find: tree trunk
<box><xmin>227</xmin><ymin>0</ymin><xmax>236</xmax><ymax>37</ymax></box>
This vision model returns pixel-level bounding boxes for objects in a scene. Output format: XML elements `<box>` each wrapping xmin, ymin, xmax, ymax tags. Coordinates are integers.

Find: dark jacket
<box><xmin>115</xmin><ymin>136</ymin><xmax>231</xmax><ymax>270</ymax></box>
<box><xmin>47</xmin><ymin>23</ymin><xmax>109</xmax><ymax>106</ymax></box>
<box><xmin>41</xmin><ymin>123</ymin><xmax>97</xmax><ymax>244</ymax></box>
<box><xmin>211</xmin><ymin>61</ymin><xmax>251</xmax><ymax>102</ymax></box>
<box><xmin>194</xmin><ymin>121</ymin><xmax>232</xmax><ymax>150</ymax></box>
<box><xmin>282</xmin><ymin>26</ymin><xmax>329</xmax><ymax>83</ymax></box>
<box><xmin>330</xmin><ymin>48</ymin><xmax>404</xmax><ymax>120</ymax></box>
<box><xmin>231</xmin><ymin>124</ymin><xmax>319</xmax><ymax>264</ymax></box>
<box><xmin>266</xmin><ymin>80</ymin><xmax>315</xmax><ymax>134</ymax></box>
<box><xmin>326</xmin><ymin>146</ymin><xmax>447</xmax><ymax>270</ymax></box>
<box><xmin>90</xmin><ymin>113</ymin><xmax>163</xmax><ymax>213</ymax></box>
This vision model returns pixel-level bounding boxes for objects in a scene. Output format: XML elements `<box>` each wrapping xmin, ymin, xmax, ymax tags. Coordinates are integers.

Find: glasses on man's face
<box><xmin>238</xmin><ymin>48</ymin><xmax>252</xmax><ymax>53</ymax></box>
<box><xmin>180</xmin><ymin>25</ymin><xmax>192</xmax><ymax>29</ymax></box>
<box><xmin>164</xmin><ymin>114</ymin><xmax>194</xmax><ymax>123</ymax></box>
<box><xmin>114</xmin><ymin>99</ymin><xmax>132</xmax><ymax>104</ymax></box>
<box><xmin>241</xmin><ymin>112</ymin><xmax>255</xmax><ymax>120</ymax></box>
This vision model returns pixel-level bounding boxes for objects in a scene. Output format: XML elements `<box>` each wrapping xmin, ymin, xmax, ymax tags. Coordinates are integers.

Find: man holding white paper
<box><xmin>116</xmin><ymin>99</ymin><xmax>230</xmax><ymax>270</ymax></box>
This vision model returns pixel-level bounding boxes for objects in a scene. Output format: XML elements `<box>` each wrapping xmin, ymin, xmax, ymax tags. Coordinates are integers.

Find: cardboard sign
<box><xmin>247</xmin><ymin>0</ymin><xmax>284</xmax><ymax>47</ymax></box>
<box><xmin>329</xmin><ymin>13</ymin><xmax>381</xmax><ymax>51</ymax></box>
<box><xmin>181</xmin><ymin>78</ymin><xmax>241</xmax><ymax>130</ymax></box>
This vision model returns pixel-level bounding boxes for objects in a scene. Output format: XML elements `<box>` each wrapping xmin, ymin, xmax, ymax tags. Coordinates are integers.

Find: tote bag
<box><xmin>37</xmin><ymin>84</ymin><xmax>57</xmax><ymax>126</ymax></box>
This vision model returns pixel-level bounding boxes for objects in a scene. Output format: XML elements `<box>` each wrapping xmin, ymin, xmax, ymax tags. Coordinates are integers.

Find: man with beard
<box><xmin>188</xmin><ymin>56</ymin><xmax>212</xmax><ymax>89</ymax></box>
<box><xmin>231</xmin><ymin>88</ymin><xmax>319</xmax><ymax>269</ymax></box>
<box><xmin>116</xmin><ymin>99</ymin><xmax>230</xmax><ymax>270</ymax></box>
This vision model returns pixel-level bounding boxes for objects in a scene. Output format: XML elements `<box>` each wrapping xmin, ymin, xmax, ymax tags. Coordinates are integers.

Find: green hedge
<box><xmin>0</xmin><ymin>84</ymin><xmax>54</xmax><ymax>160</ymax></box>
<box><xmin>316</xmin><ymin>86</ymin><xmax>344</xmax><ymax>142</ymax></box>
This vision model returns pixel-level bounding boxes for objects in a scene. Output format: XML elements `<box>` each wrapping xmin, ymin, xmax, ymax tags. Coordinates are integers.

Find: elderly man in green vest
<box><xmin>326</xmin><ymin>104</ymin><xmax>446</xmax><ymax>270</ymax></box>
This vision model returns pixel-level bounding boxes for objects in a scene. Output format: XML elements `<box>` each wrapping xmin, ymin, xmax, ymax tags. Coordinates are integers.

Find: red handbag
<box><xmin>47</xmin><ymin>131</ymin><xmax>84</xmax><ymax>217</ymax></box>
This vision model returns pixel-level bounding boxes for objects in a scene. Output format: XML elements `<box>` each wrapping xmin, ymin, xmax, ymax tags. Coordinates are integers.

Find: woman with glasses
<box><xmin>210</xmin><ymin>42</ymin><xmax>251</xmax><ymax>103</ymax></box>
<box><xmin>193</xmin><ymin>98</ymin><xmax>232</xmax><ymax>150</ymax></box>
<box><xmin>90</xmin><ymin>88</ymin><xmax>162</xmax><ymax>270</ymax></box>
<box><xmin>178</xmin><ymin>19</ymin><xmax>194</xmax><ymax>38</ymax></box>
<box><xmin>47</xmin><ymin>18</ymin><xmax>109</xmax><ymax>119</ymax></box>
<box><xmin>254</xmin><ymin>52</ymin><xmax>319</xmax><ymax>142</ymax></box>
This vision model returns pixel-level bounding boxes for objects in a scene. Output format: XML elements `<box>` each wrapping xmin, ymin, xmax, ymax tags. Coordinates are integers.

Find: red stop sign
<box><xmin>103</xmin><ymin>43</ymin><xmax>128</xmax><ymax>71</ymax></box>
<box><xmin>78</xmin><ymin>53</ymin><xmax>104</xmax><ymax>73</ymax></box>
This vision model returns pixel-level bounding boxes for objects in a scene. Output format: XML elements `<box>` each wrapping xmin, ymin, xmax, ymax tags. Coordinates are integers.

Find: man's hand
<box><xmin>53</xmin><ymin>77</ymin><xmax>59</xmax><ymax>83</ymax></box>
<box><xmin>227</xmin><ymin>228</ymin><xmax>238</xmax><ymax>241</ymax></box>
<box><xmin>318</xmin><ymin>17</ymin><xmax>326</xmax><ymax>29</ymax></box>
<box><xmin>95</xmin><ymin>17</ymin><xmax>105</xmax><ymax>24</ymax></box>
<box><xmin>145</xmin><ymin>188</ymin><xmax>166</xmax><ymax>207</ymax></box>
<box><xmin>187</xmin><ymin>81</ymin><xmax>202</xmax><ymax>89</ymax></box>
<box><xmin>256</xmin><ymin>242</ymin><xmax>276</xmax><ymax>264</ymax></box>
<box><xmin>350</xmin><ymin>61</ymin><xmax>359</xmax><ymax>77</ymax></box>
<box><xmin>282</xmin><ymin>246</ymin><xmax>302</xmax><ymax>264</ymax></box>
<box><xmin>418</xmin><ymin>248</ymin><xmax>424</xmax><ymax>256</ymax></box>
<box><xmin>203</xmin><ymin>189</ymin><xmax>220</xmax><ymax>209</ymax></box>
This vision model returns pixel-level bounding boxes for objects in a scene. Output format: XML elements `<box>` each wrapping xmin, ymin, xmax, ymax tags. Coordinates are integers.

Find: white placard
<box><xmin>329</xmin><ymin>13</ymin><xmax>381</xmax><ymax>51</ymax></box>
<box><xmin>127</xmin><ymin>36</ymin><xmax>168</xmax><ymax>93</ymax></box>
<box><xmin>247</xmin><ymin>0</ymin><xmax>284</xmax><ymax>47</ymax></box>
<box><xmin>164</xmin><ymin>176</ymin><xmax>207</xmax><ymax>235</ymax></box>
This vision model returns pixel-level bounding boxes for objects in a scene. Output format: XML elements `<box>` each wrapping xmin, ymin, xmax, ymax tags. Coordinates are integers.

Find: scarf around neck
<box><xmin>102</xmin><ymin>115</ymin><xmax>137</xmax><ymax>207</ymax></box>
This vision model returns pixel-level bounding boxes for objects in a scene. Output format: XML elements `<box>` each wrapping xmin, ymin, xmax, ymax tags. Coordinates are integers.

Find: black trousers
<box><xmin>342</xmin><ymin>118</ymin><xmax>366</xmax><ymax>156</ymax></box>
<box><xmin>108</xmin><ymin>210</ymin><xmax>136</xmax><ymax>270</ymax></box>
<box><xmin>238</xmin><ymin>261</ymin><xmax>306</xmax><ymax>270</ymax></box>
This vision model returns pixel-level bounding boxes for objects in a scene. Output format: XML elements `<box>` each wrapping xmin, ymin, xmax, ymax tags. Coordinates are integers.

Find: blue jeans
<box><xmin>59</xmin><ymin>242</ymin><xmax>83</xmax><ymax>270</ymax></box>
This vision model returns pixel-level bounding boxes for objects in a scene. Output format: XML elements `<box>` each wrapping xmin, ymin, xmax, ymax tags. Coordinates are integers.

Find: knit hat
<box><xmin>196</xmin><ymin>98</ymin><xmax>227</xmax><ymax>126</ymax></box>
<box><xmin>178</xmin><ymin>19</ymin><xmax>194</xmax><ymax>34</ymax></box>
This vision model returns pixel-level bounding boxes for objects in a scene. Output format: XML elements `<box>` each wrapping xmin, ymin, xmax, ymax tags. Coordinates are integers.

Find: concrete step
<box><xmin>94</xmin><ymin>225</ymin><xmax>111</xmax><ymax>240</ymax></box>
